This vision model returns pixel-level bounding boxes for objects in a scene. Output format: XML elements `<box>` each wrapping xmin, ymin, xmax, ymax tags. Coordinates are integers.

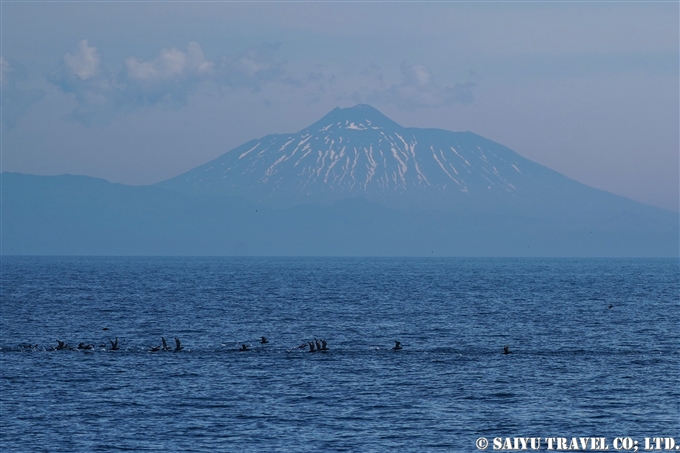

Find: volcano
<box><xmin>3</xmin><ymin>105</ymin><xmax>678</xmax><ymax>256</ymax></box>
<box><xmin>159</xmin><ymin>104</ymin><xmax>574</xmax><ymax>209</ymax></box>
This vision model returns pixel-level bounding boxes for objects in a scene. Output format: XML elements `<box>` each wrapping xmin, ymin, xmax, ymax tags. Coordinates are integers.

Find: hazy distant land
<box><xmin>3</xmin><ymin>106</ymin><xmax>677</xmax><ymax>257</ymax></box>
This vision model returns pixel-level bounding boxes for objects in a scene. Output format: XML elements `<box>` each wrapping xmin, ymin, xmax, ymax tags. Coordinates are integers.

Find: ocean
<box><xmin>1</xmin><ymin>257</ymin><xmax>678</xmax><ymax>452</ymax></box>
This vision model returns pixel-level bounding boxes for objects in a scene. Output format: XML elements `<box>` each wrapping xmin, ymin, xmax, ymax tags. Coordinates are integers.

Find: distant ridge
<box><xmin>158</xmin><ymin>104</ymin><xmax>558</xmax><ymax>207</ymax></box>
<box><xmin>156</xmin><ymin>105</ymin><xmax>645</xmax><ymax>215</ymax></box>
<box><xmin>2</xmin><ymin>105</ymin><xmax>678</xmax><ymax>256</ymax></box>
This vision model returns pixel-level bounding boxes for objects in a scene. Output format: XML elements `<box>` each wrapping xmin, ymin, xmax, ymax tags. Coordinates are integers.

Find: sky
<box><xmin>1</xmin><ymin>1</ymin><xmax>678</xmax><ymax>212</ymax></box>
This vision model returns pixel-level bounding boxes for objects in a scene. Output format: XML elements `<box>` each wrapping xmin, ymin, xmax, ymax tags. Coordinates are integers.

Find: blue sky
<box><xmin>2</xmin><ymin>1</ymin><xmax>678</xmax><ymax>211</ymax></box>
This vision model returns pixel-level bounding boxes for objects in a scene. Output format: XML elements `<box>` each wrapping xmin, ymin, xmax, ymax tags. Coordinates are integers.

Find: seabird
<box><xmin>109</xmin><ymin>338</ymin><xmax>119</xmax><ymax>351</ymax></box>
<box><xmin>174</xmin><ymin>338</ymin><xmax>183</xmax><ymax>352</ymax></box>
<box><xmin>308</xmin><ymin>341</ymin><xmax>316</xmax><ymax>352</ymax></box>
<box><xmin>320</xmin><ymin>339</ymin><xmax>328</xmax><ymax>351</ymax></box>
<box><xmin>392</xmin><ymin>341</ymin><xmax>402</xmax><ymax>351</ymax></box>
<box><xmin>608</xmin><ymin>304</ymin><xmax>613</xmax><ymax>309</ymax></box>
<box><xmin>239</xmin><ymin>344</ymin><xmax>249</xmax><ymax>352</ymax></box>
<box><xmin>149</xmin><ymin>345</ymin><xmax>161</xmax><ymax>352</ymax></box>
<box><xmin>503</xmin><ymin>345</ymin><xmax>512</xmax><ymax>354</ymax></box>
<box><xmin>162</xmin><ymin>337</ymin><xmax>170</xmax><ymax>351</ymax></box>
<box><xmin>260</xmin><ymin>336</ymin><xmax>268</xmax><ymax>344</ymax></box>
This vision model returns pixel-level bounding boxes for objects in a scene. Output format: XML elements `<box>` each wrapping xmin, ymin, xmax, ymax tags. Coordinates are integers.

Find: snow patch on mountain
<box><xmin>161</xmin><ymin>104</ymin><xmax>544</xmax><ymax>206</ymax></box>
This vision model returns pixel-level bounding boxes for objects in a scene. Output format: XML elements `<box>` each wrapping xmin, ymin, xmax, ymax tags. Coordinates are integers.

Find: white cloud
<box><xmin>63</xmin><ymin>39</ymin><xmax>101</xmax><ymax>80</ymax></box>
<box><xmin>217</xmin><ymin>43</ymin><xmax>290</xmax><ymax>91</ymax></box>
<box><xmin>406</xmin><ymin>65</ymin><xmax>432</xmax><ymax>86</ymax></box>
<box><xmin>1</xmin><ymin>56</ymin><xmax>14</xmax><ymax>94</ymax></box>
<box><xmin>49</xmin><ymin>40</ymin><xmax>294</xmax><ymax>123</ymax></box>
<box><xmin>125</xmin><ymin>42</ymin><xmax>214</xmax><ymax>81</ymax></box>
<box><xmin>363</xmin><ymin>63</ymin><xmax>476</xmax><ymax>110</ymax></box>
<box><xmin>1</xmin><ymin>56</ymin><xmax>11</xmax><ymax>82</ymax></box>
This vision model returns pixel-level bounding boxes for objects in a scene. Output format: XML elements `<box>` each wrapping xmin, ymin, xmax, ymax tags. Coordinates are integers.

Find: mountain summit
<box><xmin>159</xmin><ymin>104</ymin><xmax>562</xmax><ymax>208</ymax></box>
<box><xmin>303</xmin><ymin>104</ymin><xmax>403</xmax><ymax>131</ymax></box>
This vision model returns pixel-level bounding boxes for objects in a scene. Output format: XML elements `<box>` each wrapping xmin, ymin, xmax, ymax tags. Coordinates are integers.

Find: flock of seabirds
<box><xmin>15</xmin><ymin>335</ymin><xmax>513</xmax><ymax>354</ymax></box>
<box><xmin>12</xmin><ymin>304</ymin><xmax>617</xmax><ymax>354</ymax></box>
<box><xmin>11</xmin><ymin>305</ymin><xmax>616</xmax><ymax>354</ymax></box>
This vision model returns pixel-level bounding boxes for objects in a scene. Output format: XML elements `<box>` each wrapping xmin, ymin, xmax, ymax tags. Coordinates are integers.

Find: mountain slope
<box><xmin>3</xmin><ymin>171</ymin><xmax>677</xmax><ymax>257</ymax></box>
<box><xmin>2</xmin><ymin>105</ymin><xmax>678</xmax><ymax>256</ymax></box>
<box><xmin>156</xmin><ymin>104</ymin><xmax>678</xmax><ymax>246</ymax></box>
<box><xmin>158</xmin><ymin>104</ymin><xmax>568</xmax><ymax>208</ymax></box>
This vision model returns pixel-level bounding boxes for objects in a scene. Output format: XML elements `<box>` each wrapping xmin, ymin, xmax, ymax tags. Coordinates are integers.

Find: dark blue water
<box><xmin>1</xmin><ymin>257</ymin><xmax>678</xmax><ymax>452</ymax></box>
